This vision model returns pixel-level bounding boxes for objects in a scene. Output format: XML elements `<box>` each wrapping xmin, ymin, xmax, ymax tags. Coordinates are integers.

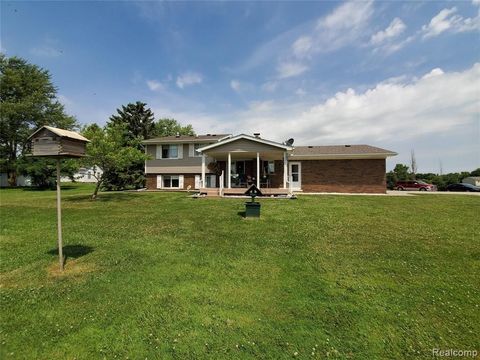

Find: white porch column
<box><xmin>201</xmin><ymin>154</ymin><xmax>206</xmax><ymax>188</ymax></box>
<box><xmin>227</xmin><ymin>152</ymin><xmax>232</xmax><ymax>189</ymax></box>
<box><xmin>256</xmin><ymin>152</ymin><xmax>260</xmax><ymax>188</ymax></box>
<box><xmin>283</xmin><ymin>151</ymin><xmax>288</xmax><ymax>189</ymax></box>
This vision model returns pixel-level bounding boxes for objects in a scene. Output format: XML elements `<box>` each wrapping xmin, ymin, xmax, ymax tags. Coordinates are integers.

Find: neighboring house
<box><xmin>462</xmin><ymin>176</ymin><xmax>480</xmax><ymax>187</ymax></box>
<box><xmin>61</xmin><ymin>166</ymin><xmax>103</xmax><ymax>183</ymax></box>
<box><xmin>0</xmin><ymin>174</ymin><xmax>31</xmax><ymax>187</ymax></box>
<box><xmin>142</xmin><ymin>133</ymin><xmax>397</xmax><ymax>194</ymax></box>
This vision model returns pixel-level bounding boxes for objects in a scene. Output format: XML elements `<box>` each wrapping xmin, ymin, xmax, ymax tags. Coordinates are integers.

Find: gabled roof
<box><xmin>28</xmin><ymin>126</ymin><xmax>89</xmax><ymax>142</ymax></box>
<box><xmin>291</xmin><ymin>145</ymin><xmax>397</xmax><ymax>158</ymax></box>
<box><xmin>142</xmin><ymin>134</ymin><xmax>231</xmax><ymax>144</ymax></box>
<box><xmin>197</xmin><ymin>134</ymin><xmax>294</xmax><ymax>152</ymax></box>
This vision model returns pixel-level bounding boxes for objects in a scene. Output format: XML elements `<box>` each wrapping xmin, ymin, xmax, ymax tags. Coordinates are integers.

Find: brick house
<box><xmin>143</xmin><ymin>133</ymin><xmax>397</xmax><ymax>194</ymax></box>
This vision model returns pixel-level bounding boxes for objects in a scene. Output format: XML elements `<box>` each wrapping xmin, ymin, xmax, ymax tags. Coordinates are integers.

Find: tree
<box><xmin>0</xmin><ymin>55</ymin><xmax>77</xmax><ymax>186</ymax></box>
<box><xmin>81</xmin><ymin>123</ymin><xmax>148</xmax><ymax>199</ymax></box>
<box><xmin>153</xmin><ymin>118</ymin><xmax>195</xmax><ymax>137</ymax></box>
<box><xmin>470</xmin><ymin>168</ymin><xmax>480</xmax><ymax>177</ymax></box>
<box><xmin>108</xmin><ymin>101</ymin><xmax>155</xmax><ymax>144</ymax></box>
<box><xmin>393</xmin><ymin>164</ymin><xmax>410</xmax><ymax>181</ymax></box>
<box><xmin>410</xmin><ymin>149</ymin><xmax>417</xmax><ymax>178</ymax></box>
<box><xmin>105</xmin><ymin>102</ymin><xmax>158</xmax><ymax>189</ymax></box>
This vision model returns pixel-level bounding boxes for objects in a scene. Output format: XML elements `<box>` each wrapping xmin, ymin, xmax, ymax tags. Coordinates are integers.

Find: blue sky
<box><xmin>1</xmin><ymin>0</ymin><xmax>479</xmax><ymax>172</ymax></box>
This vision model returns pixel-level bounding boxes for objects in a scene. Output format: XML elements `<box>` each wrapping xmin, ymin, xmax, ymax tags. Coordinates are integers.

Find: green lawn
<box><xmin>1</xmin><ymin>184</ymin><xmax>479</xmax><ymax>359</ymax></box>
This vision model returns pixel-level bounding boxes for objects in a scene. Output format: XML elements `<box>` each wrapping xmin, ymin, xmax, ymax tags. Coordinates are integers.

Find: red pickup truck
<box><xmin>395</xmin><ymin>180</ymin><xmax>437</xmax><ymax>191</ymax></box>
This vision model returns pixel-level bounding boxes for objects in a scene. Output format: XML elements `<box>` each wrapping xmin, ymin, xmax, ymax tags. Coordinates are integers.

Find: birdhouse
<box><xmin>28</xmin><ymin>126</ymin><xmax>89</xmax><ymax>158</ymax></box>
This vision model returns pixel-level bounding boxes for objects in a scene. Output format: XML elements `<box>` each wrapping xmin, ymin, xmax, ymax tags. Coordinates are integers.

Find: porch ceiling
<box><xmin>205</xmin><ymin>150</ymin><xmax>285</xmax><ymax>160</ymax></box>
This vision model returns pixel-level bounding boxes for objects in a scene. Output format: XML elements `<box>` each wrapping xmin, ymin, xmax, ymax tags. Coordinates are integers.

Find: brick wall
<box><xmin>269</xmin><ymin>160</ymin><xmax>285</xmax><ymax>188</ymax></box>
<box><xmin>300</xmin><ymin>159</ymin><xmax>386</xmax><ymax>193</ymax></box>
<box><xmin>146</xmin><ymin>174</ymin><xmax>156</xmax><ymax>190</ymax></box>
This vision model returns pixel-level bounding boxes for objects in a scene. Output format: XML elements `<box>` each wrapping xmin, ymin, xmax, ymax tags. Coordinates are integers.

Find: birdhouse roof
<box><xmin>28</xmin><ymin>126</ymin><xmax>89</xmax><ymax>142</ymax></box>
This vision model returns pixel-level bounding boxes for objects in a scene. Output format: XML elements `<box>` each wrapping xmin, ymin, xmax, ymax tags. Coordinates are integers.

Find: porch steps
<box><xmin>200</xmin><ymin>188</ymin><xmax>221</xmax><ymax>197</ymax></box>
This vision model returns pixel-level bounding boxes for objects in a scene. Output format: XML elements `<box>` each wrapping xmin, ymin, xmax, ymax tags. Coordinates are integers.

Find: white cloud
<box><xmin>422</xmin><ymin>7</ymin><xmax>480</xmax><ymax>38</ymax></box>
<box><xmin>314</xmin><ymin>0</ymin><xmax>374</xmax><ymax>51</ymax></box>
<box><xmin>292</xmin><ymin>36</ymin><xmax>313</xmax><ymax>58</ymax></box>
<box><xmin>377</xmin><ymin>34</ymin><xmax>416</xmax><ymax>55</ymax></box>
<box><xmin>234</xmin><ymin>1</ymin><xmax>373</xmax><ymax>78</ymax></box>
<box><xmin>277</xmin><ymin>62</ymin><xmax>308</xmax><ymax>79</ymax></box>
<box><xmin>422</xmin><ymin>68</ymin><xmax>445</xmax><ymax>79</ymax></box>
<box><xmin>370</xmin><ymin>18</ymin><xmax>406</xmax><ymax>45</ymax></box>
<box><xmin>218</xmin><ymin>63</ymin><xmax>480</xmax><ymax>147</ymax></box>
<box><xmin>230</xmin><ymin>80</ymin><xmax>241</xmax><ymax>92</ymax></box>
<box><xmin>176</xmin><ymin>72</ymin><xmax>203</xmax><ymax>89</ymax></box>
<box><xmin>146</xmin><ymin>80</ymin><xmax>164</xmax><ymax>91</ymax></box>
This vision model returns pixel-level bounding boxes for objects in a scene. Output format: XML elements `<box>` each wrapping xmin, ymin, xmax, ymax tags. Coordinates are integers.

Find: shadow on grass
<box><xmin>237</xmin><ymin>211</ymin><xmax>246</xmax><ymax>218</ymax></box>
<box><xmin>63</xmin><ymin>192</ymin><xmax>135</xmax><ymax>202</ymax></box>
<box><xmin>47</xmin><ymin>244</ymin><xmax>94</xmax><ymax>262</ymax></box>
<box><xmin>21</xmin><ymin>185</ymin><xmax>79</xmax><ymax>192</ymax></box>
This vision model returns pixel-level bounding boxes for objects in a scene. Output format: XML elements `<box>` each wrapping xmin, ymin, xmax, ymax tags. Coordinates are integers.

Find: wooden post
<box><xmin>56</xmin><ymin>159</ymin><xmax>64</xmax><ymax>271</ymax></box>
<box><xmin>256</xmin><ymin>152</ymin><xmax>260</xmax><ymax>188</ymax></box>
<box><xmin>201</xmin><ymin>154</ymin><xmax>206</xmax><ymax>188</ymax></box>
<box><xmin>227</xmin><ymin>152</ymin><xmax>232</xmax><ymax>189</ymax></box>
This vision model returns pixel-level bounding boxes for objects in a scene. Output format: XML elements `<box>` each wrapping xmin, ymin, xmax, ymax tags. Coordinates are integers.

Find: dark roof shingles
<box><xmin>143</xmin><ymin>134</ymin><xmax>230</xmax><ymax>143</ymax></box>
<box><xmin>292</xmin><ymin>145</ymin><xmax>396</xmax><ymax>156</ymax></box>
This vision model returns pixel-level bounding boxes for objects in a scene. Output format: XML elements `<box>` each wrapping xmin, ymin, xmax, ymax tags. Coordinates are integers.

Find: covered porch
<box><xmin>197</xmin><ymin>134</ymin><xmax>294</xmax><ymax>196</ymax></box>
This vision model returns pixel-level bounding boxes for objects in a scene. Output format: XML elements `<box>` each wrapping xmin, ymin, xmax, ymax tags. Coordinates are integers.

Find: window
<box><xmin>162</xmin><ymin>145</ymin><xmax>178</xmax><ymax>159</ymax></box>
<box><xmin>162</xmin><ymin>175</ymin><xmax>180</xmax><ymax>188</ymax></box>
<box><xmin>263</xmin><ymin>161</ymin><xmax>275</xmax><ymax>174</ymax></box>
<box><xmin>193</xmin><ymin>143</ymin><xmax>202</xmax><ymax>157</ymax></box>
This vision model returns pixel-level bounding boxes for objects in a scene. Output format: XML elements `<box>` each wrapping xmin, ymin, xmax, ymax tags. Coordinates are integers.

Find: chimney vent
<box><xmin>253</xmin><ymin>133</ymin><xmax>260</xmax><ymax>138</ymax></box>
<box><xmin>175</xmin><ymin>132</ymin><xmax>180</xmax><ymax>138</ymax></box>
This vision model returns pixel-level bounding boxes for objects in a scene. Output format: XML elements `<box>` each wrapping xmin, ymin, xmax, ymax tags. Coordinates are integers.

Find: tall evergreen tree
<box><xmin>108</xmin><ymin>101</ymin><xmax>155</xmax><ymax>145</ymax></box>
<box><xmin>0</xmin><ymin>55</ymin><xmax>77</xmax><ymax>186</ymax></box>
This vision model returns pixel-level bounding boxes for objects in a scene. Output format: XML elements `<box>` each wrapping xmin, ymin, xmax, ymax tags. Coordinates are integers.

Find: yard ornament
<box><xmin>27</xmin><ymin>126</ymin><xmax>90</xmax><ymax>271</ymax></box>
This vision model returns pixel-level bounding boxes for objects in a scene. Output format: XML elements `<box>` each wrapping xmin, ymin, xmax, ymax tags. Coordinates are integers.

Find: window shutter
<box><xmin>179</xmin><ymin>175</ymin><xmax>184</xmax><ymax>189</ymax></box>
<box><xmin>194</xmin><ymin>175</ymin><xmax>200</xmax><ymax>189</ymax></box>
<box><xmin>189</xmin><ymin>144</ymin><xmax>194</xmax><ymax>157</ymax></box>
<box><xmin>177</xmin><ymin>144</ymin><xmax>183</xmax><ymax>159</ymax></box>
<box><xmin>156</xmin><ymin>175</ymin><xmax>162</xmax><ymax>189</ymax></box>
<box><xmin>156</xmin><ymin>145</ymin><xmax>162</xmax><ymax>159</ymax></box>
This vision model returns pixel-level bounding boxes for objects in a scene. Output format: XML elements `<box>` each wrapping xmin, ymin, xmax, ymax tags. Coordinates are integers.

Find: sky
<box><xmin>1</xmin><ymin>0</ymin><xmax>479</xmax><ymax>173</ymax></box>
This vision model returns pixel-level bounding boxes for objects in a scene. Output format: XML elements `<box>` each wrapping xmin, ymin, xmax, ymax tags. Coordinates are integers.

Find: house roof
<box><xmin>142</xmin><ymin>134</ymin><xmax>231</xmax><ymax>144</ymax></box>
<box><xmin>28</xmin><ymin>126</ymin><xmax>89</xmax><ymax>142</ymax></box>
<box><xmin>291</xmin><ymin>145</ymin><xmax>397</xmax><ymax>158</ymax></box>
<box><xmin>197</xmin><ymin>133</ymin><xmax>294</xmax><ymax>152</ymax></box>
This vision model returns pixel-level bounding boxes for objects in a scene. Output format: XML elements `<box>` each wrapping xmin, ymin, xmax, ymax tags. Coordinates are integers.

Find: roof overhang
<box><xmin>197</xmin><ymin>134</ymin><xmax>293</xmax><ymax>153</ymax></box>
<box><xmin>28</xmin><ymin>125</ymin><xmax>90</xmax><ymax>142</ymax></box>
<box><xmin>289</xmin><ymin>152</ymin><xmax>398</xmax><ymax>160</ymax></box>
<box><xmin>142</xmin><ymin>134</ymin><xmax>231</xmax><ymax>144</ymax></box>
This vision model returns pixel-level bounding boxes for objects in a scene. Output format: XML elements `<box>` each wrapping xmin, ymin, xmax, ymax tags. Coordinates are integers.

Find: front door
<box><xmin>289</xmin><ymin>162</ymin><xmax>301</xmax><ymax>190</ymax></box>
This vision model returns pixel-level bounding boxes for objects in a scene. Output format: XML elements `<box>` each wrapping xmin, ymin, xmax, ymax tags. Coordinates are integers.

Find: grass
<box><xmin>0</xmin><ymin>184</ymin><xmax>479</xmax><ymax>359</ymax></box>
